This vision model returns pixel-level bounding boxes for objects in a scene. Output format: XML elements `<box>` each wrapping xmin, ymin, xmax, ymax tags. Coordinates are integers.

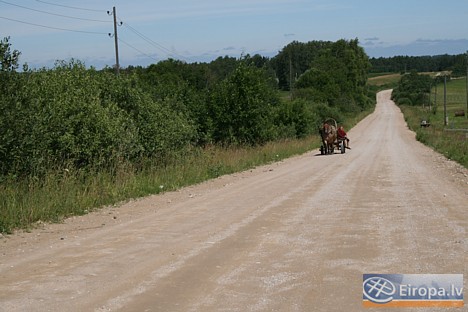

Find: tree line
<box><xmin>1</xmin><ymin>36</ymin><xmax>373</xmax><ymax>179</ymax></box>
<box><xmin>369</xmin><ymin>54</ymin><xmax>467</xmax><ymax>76</ymax></box>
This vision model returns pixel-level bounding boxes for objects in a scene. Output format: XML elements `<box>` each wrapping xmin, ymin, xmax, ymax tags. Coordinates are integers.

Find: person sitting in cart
<box><xmin>337</xmin><ymin>125</ymin><xmax>350</xmax><ymax>149</ymax></box>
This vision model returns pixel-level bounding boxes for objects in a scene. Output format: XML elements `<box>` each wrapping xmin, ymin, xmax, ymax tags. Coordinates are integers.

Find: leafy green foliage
<box><xmin>0</xmin><ymin>36</ymin><xmax>21</xmax><ymax>72</ymax></box>
<box><xmin>1</xmin><ymin>38</ymin><xmax>377</xmax><ymax>180</ymax></box>
<box><xmin>209</xmin><ymin>61</ymin><xmax>279</xmax><ymax>144</ymax></box>
<box><xmin>369</xmin><ymin>54</ymin><xmax>467</xmax><ymax>76</ymax></box>
<box><xmin>270</xmin><ymin>40</ymin><xmax>333</xmax><ymax>90</ymax></box>
<box><xmin>0</xmin><ymin>60</ymin><xmax>195</xmax><ymax>177</ymax></box>
<box><xmin>392</xmin><ymin>71</ymin><xmax>433</xmax><ymax>106</ymax></box>
<box><xmin>294</xmin><ymin>39</ymin><xmax>372</xmax><ymax>111</ymax></box>
<box><xmin>274</xmin><ymin>99</ymin><xmax>318</xmax><ymax>138</ymax></box>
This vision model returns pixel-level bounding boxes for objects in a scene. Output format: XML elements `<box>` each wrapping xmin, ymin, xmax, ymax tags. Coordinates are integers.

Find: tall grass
<box><xmin>0</xmin><ymin>136</ymin><xmax>318</xmax><ymax>234</ymax></box>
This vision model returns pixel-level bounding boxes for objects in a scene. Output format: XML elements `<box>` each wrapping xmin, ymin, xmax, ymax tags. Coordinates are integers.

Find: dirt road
<box><xmin>1</xmin><ymin>90</ymin><xmax>467</xmax><ymax>311</ymax></box>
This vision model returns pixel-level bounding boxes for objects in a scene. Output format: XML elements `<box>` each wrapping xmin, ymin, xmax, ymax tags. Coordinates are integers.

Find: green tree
<box><xmin>0</xmin><ymin>36</ymin><xmax>21</xmax><ymax>72</ymax></box>
<box><xmin>295</xmin><ymin>39</ymin><xmax>371</xmax><ymax>111</ymax></box>
<box><xmin>209</xmin><ymin>61</ymin><xmax>279</xmax><ymax>145</ymax></box>
<box><xmin>0</xmin><ymin>59</ymin><xmax>197</xmax><ymax>177</ymax></box>
<box><xmin>274</xmin><ymin>99</ymin><xmax>318</xmax><ymax>138</ymax></box>
<box><xmin>392</xmin><ymin>71</ymin><xmax>433</xmax><ymax>106</ymax></box>
<box><xmin>270</xmin><ymin>40</ymin><xmax>333</xmax><ymax>90</ymax></box>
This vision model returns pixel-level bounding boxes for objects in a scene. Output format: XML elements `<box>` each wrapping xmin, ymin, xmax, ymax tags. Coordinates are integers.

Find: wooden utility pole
<box><xmin>444</xmin><ymin>75</ymin><xmax>447</xmax><ymax>126</ymax></box>
<box><xmin>289</xmin><ymin>54</ymin><xmax>293</xmax><ymax>101</ymax></box>
<box><xmin>466</xmin><ymin>51</ymin><xmax>467</xmax><ymax>118</ymax></box>
<box><xmin>112</xmin><ymin>6</ymin><xmax>120</xmax><ymax>75</ymax></box>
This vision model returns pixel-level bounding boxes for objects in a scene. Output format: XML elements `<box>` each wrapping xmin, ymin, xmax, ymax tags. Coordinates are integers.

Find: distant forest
<box><xmin>368</xmin><ymin>54</ymin><xmax>467</xmax><ymax>75</ymax></box>
<box><xmin>269</xmin><ymin>40</ymin><xmax>467</xmax><ymax>82</ymax></box>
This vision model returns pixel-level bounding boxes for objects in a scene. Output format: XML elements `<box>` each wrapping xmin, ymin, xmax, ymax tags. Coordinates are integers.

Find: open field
<box><xmin>367</xmin><ymin>73</ymin><xmax>401</xmax><ymax>86</ymax></box>
<box><xmin>430</xmin><ymin>77</ymin><xmax>468</xmax><ymax>129</ymax></box>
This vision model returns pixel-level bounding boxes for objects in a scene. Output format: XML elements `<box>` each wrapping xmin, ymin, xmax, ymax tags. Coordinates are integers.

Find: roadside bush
<box><xmin>392</xmin><ymin>71</ymin><xmax>432</xmax><ymax>106</ymax></box>
<box><xmin>397</xmin><ymin>97</ymin><xmax>412</xmax><ymax>106</ymax></box>
<box><xmin>311</xmin><ymin>103</ymin><xmax>343</xmax><ymax>126</ymax></box>
<box><xmin>209</xmin><ymin>61</ymin><xmax>279</xmax><ymax>145</ymax></box>
<box><xmin>97</xmin><ymin>72</ymin><xmax>196</xmax><ymax>159</ymax></box>
<box><xmin>275</xmin><ymin>99</ymin><xmax>318</xmax><ymax>138</ymax></box>
<box><xmin>0</xmin><ymin>60</ymin><xmax>195</xmax><ymax>178</ymax></box>
<box><xmin>0</xmin><ymin>62</ymin><xmax>140</xmax><ymax>176</ymax></box>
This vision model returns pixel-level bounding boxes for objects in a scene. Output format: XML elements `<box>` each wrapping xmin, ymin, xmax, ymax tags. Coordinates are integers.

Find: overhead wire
<box><xmin>0</xmin><ymin>0</ymin><xmax>110</xmax><ymax>23</ymax></box>
<box><xmin>0</xmin><ymin>15</ymin><xmax>108</xmax><ymax>35</ymax></box>
<box><xmin>35</xmin><ymin>0</ymin><xmax>104</xmax><ymax>13</ymax></box>
<box><xmin>117</xmin><ymin>37</ymin><xmax>159</xmax><ymax>63</ymax></box>
<box><xmin>121</xmin><ymin>21</ymin><xmax>189</xmax><ymax>62</ymax></box>
<box><xmin>0</xmin><ymin>1</ymin><xmax>191</xmax><ymax>64</ymax></box>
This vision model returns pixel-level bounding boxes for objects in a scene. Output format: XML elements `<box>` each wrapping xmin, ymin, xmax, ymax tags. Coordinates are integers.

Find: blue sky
<box><xmin>1</xmin><ymin>0</ymin><xmax>467</xmax><ymax>69</ymax></box>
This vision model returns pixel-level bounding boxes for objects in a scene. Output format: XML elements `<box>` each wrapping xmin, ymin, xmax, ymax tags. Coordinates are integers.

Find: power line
<box><xmin>1</xmin><ymin>2</ymin><xmax>191</xmax><ymax>66</ymax></box>
<box><xmin>0</xmin><ymin>16</ymin><xmax>108</xmax><ymax>35</ymax></box>
<box><xmin>118</xmin><ymin>37</ymin><xmax>159</xmax><ymax>63</ymax></box>
<box><xmin>35</xmin><ymin>0</ymin><xmax>104</xmax><ymax>13</ymax></box>
<box><xmin>122</xmin><ymin>23</ymin><xmax>173</xmax><ymax>55</ymax></box>
<box><xmin>0</xmin><ymin>0</ymin><xmax>110</xmax><ymax>23</ymax></box>
<box><xmin>121</xmin><ymin>21</ymin><xmax>189</xmax><ymax>61</ymax></box>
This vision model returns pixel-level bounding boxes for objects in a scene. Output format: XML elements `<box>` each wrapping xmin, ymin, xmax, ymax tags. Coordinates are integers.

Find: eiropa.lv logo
<box><xmin>363</xmin><ymin>274</ymin><xmax>464</xmax><ymax>308</ymax></box>
<box><xmin>363</xmin><ymin>276</ymin><xmax>396</xmax><ymax>303</ymax></box>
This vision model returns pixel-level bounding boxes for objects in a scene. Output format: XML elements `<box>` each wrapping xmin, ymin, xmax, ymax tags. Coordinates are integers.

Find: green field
<box><xmin>367</xmin><ymin>73</ymin><xmax>401</xmax><ymax>86</ymax></box>
<box><xmin>430</xmin><ymin>77</ymin><xmax>468</xmax><ymax>129</ymax></box>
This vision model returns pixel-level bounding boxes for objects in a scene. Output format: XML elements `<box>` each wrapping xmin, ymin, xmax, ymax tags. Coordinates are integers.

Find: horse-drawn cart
<box><xmin>319</xmin><ymin>118</ymin><xmax>346</xmax><ymax>155</ymax></box>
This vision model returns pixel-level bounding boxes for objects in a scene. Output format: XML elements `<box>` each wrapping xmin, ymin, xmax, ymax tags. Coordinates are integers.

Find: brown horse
<box><xmin>320</xmin><ymin>122</ymin><xmax>337</xmax><ymax>154</ymax></box>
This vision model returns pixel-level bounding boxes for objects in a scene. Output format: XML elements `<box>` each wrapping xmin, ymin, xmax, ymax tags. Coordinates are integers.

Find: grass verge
<box><xmin>400</xmin><ymin>105</ymin><xmax>467</xmax><ymax>168</ymax></box>
<box><xmin>398</xmin><ymin>77</ymin><xmax>467</xmax><ymax>168</ymax></box>
<box><xmin>0</xmin><ymin>137</ymin><xmax>316</xmax><ymax>234</ymax></box>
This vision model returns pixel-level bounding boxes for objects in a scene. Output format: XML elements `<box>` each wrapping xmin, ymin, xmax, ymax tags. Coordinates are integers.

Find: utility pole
<box><xmin>428</xmin><ymin>82</ymin><xmax>431</xmax><ymax>111</ymax></box>
<box><xmin>113</xmin><ymin>6</ymin><xmax>120</xmax><ymax>75</ymax></box>
<box><xmin>444</xmin><ymin>74</ymin><xmax>447</xmax><ymax>126</ymax></box>
<box><xmin>108</xmin><ymin>6</ymin><xmax>120</xmax><ymax>75</ymax></box>
<box><xmin>289</xmin><ymin>54</ymin><xmax>293</xmax><ymax>101</ymax></box>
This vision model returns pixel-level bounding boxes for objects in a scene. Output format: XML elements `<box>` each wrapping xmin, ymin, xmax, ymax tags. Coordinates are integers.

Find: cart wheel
<box><xmin>320</xmin><ymin>146</ymin><xmax>324</xmax><ymax>155</ymax></box>
<box><xmin>341</xmin><ymin>142</ymin><xmax>345</xmax><ymax>154</ymax></box>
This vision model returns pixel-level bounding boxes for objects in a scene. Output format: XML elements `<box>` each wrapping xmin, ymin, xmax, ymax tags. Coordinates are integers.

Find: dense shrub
<box><xmin>97</xmin><ymin>71</ymin><xmax>196</xmax><ymax>159</ymax></box>
<box><xmin>392</xmin><ymin>71</ymin><xmax>433</xmax><ymax>106</ymax></box>
<box><xmin>209</xmin><ymin>61</ymin><xmax>279</xmax><ymax>145</ymax></box>
<box><xmin>397</xmin><ymin>98</ymin><xmax>413</xmax><ymax>106</ymax></box>
<box><xmin>294</xmin><ymin>39</ymin><xmax>371</xmax><ymax>112</ymax></box>
<box><xmin>275</xmin><ymin>99</ymin><xmax>318</xmax><ymax>138</ymax></box>
<box><xmin>0</xmin><ymin>60</ymin><xmax>195</xmax><ymax>177</ymax></box>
